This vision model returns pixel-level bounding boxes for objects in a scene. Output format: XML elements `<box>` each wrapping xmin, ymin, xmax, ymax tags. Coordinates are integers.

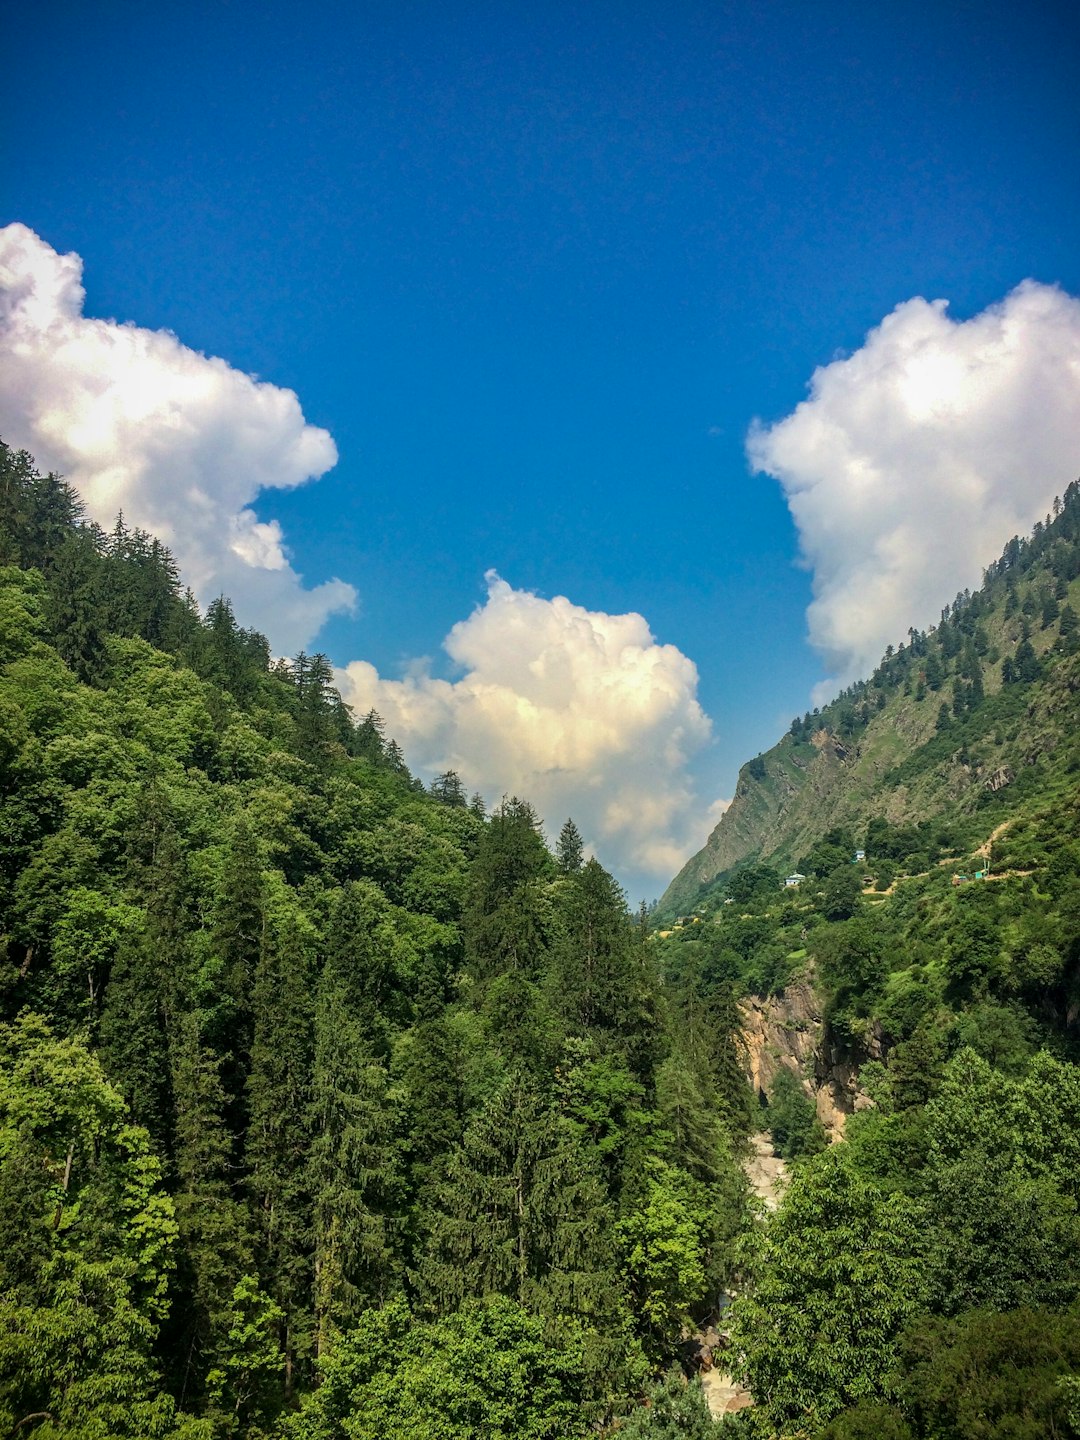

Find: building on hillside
<box><xmin>854</xmin><ymin>849</ymin><xmax>866</xmax><ymax>862</ymax></box>
<box><xmin>784</xmin><ymin>873</ymin><xmax>806</xmax><ymax>888</ymax></box>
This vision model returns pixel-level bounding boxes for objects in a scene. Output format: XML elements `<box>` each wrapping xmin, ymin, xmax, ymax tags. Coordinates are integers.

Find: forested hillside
<box><xmin>3</xmin><ymin>434</ymin><xmax>1080</xmax><ymax>1440</ymax></box>
<box><xmin>651</xmin><ymin>483</ymin><xmax>1080</xmax><ymax>1436</ymax></box>
<box><xmin>663</xmin><ymin>482</ymin><xmax>1080</xmax><ymax>917</ymax></box>
<box><xmin>0</xmin><ymin>440</ymin><xmax>749</xmax><ymax>1437</ymax></box>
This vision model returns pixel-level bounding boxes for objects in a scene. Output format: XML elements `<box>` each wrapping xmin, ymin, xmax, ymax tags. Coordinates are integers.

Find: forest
<box><xmin>1</xmin><ymin>436</ymin><xmax>1079</xmax><ymax>1438</ymax></box>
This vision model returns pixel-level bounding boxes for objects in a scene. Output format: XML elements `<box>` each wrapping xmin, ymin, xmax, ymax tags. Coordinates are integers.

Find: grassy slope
<box><xmin>662</xmin><ymin>515</ymin><xmax>1080</xmax><ymax>917</ymax></box>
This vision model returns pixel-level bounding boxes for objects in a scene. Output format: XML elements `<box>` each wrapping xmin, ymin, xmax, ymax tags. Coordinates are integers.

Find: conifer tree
<box><xmin>211</xmin><ymin>817</ymin><xmax>265</xmax><ymax>1142</ymax></box>
<box><xmin>98</xmin><ymin>925</ymin><xmax>172</xmax><ymax>1138</ymax></box>
<box><xmin>464</xmin><ymin>796</ymin><xmax>551</xmax><ymax>983</ymax></box>
<box><xmin>550</xmin><ymin>858</ymin><xmax>635</xmax><ymax>1036</ymax></box>
<box><xmin>354</xmin><ymin>708</ymin><xmax>386</xmax><ymax>763</ymax></box>
<box><xmin>401</xmin><ymin>953</ymin><xmax>463</xmax><ymax>1185</ymax></box>
<box><xmin>168</xmin><ymin>1013</ymin><xmax>256</xmax><ymax>1412</ymax></box>
<box><xmin>430</xmin><ymin>770</ymin><xmax>468</xmax><ymax>806</ymax></box>
<box><xmin>310</xmin><ymin>887</ymin><xmax>405</xmax><ymax>1349</ymax></box>
<box><xmin>417</xmin><ymin>1069</ymin><xmax>618</xmax><ymax>1330</ymax></box>
<box><xmin>556</xmin><ymin>817</ymin><xmax>585</xmax><ymax>873</ymax></box>
<box><xmin>46</xmin><ymin>530</ymin><xmax>108</xmax><ymax>683</ymax></box>
<box><xmin>245</xmin><ymin>903</ymin><xmax>317</xmax><ymax>1394</ymax></box>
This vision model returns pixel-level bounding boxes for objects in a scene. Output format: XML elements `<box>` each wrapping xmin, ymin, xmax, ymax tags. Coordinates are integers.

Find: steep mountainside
<box><xmin>662</xmin><ymin>482</ymin><xmax>1080</xmax><ymax>915</ymax></box>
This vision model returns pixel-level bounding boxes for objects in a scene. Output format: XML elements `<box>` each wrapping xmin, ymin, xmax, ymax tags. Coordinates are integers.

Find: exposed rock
<box><xmin>984</xmin><ymin>764</ymin><xmax>1014</xmax><ymax>791</ymax></box>
<box><xmin>739</xmin><ymin>975</ymin><xmax>881</xmax><ymax>1141</ymax></box>
<box><xmin>740</xmin><ymin>977</ymin><xmax>822</xmax><ymax>1098</ymax></box>
<box><xmin>744</xmin><ymin>1131</ymin><xmax>788</xmax><ymax>1211</ymax></box>
<box><xmin>701</xmin><ymin>1368</ymin><xmax>753</xmax><ymax>1418</ymax></box>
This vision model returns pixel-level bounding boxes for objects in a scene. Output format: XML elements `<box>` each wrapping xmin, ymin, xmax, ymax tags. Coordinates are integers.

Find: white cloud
<box><xmin>339</xmin><ymin>573</ymin><xmax>714</xmax><ymax>891</ymax></box>
<box><xmin>0</xmin><ymin>223</ymin><xmax>355</xmax><ymax>651</ymax></box>
<box><xmin>749</xmin><ymin>281</ymin><xmax>1080</xmax><ymax>698</ymax></box>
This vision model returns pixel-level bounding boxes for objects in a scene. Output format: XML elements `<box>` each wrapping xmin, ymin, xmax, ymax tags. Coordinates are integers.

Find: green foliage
<box><xmin>618</xmin><ymin>1368</ymin><xmax>719</xmax><ymax>1437</ymax></box>
<box><xmin>0</xmin><ymin>1015</ymin><xmax>208</xmax><ymax>1439</ymax></box>
<box><xmin>729</xmin><ymin>1147</ymin><xmax>928</xmax><ymax>1437</ymax></box>
<box><xmin>896</xmin><ymin>1306</ymin><xmax>1080</xmax><ymax>1440</ymax></box>
<box><xmin>5</xmin><ymin>438</ymin><xmax>1080</xmax><ymax>1435</ymax></box>
<box><xmin>766</xmin><ymin>1068</ymin><xmax>826</xmax><ymax>1162</ymax></box>
<box><xmin>285</xmin><ymin>1296</ymin><xmax>591</xmax><ymax>1440</ymax></box>
<box><xmin>417</xmin><ymin>1068</ymin><xmax>618</xmax><ymax>1335</ymax></box>
<box><xmin>617</xmin><ymin>1161</ymin><xmax>708</xmax><ymax>1338</ymax></box>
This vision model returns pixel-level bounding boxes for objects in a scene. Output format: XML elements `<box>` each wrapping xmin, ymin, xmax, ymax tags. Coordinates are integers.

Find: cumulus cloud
<box><xmin>0</xmin><ymin>223</ymin><xmax>354</xmax><ymax>651</ymax></box>
<box><xmin>750</xmin><ymin>281</ymin><xmax>1080</xmax><ymax>697</ymax></box>
<box><xmin>339</xmin><ymin>573</ymin><xmax>716</xmax><ymax>890</ymax></box>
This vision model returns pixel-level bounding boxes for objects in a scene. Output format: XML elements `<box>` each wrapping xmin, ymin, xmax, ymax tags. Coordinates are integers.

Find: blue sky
<box><xmin>3</xmin><ymin>0</ymin><xmax>1080</xmax><ymax>895</ymax></box>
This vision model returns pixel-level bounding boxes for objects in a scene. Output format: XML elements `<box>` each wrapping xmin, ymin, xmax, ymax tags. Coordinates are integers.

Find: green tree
<box><xmin>556</xmin><ymin>817</ymin><xmax>585</xmax><ymax>873</ymax></box>
<box><xmin>728</xmin><ymin>1147</ymin><xmax>927</xmax><ymax>1437</ymax></box>
<box><xmin>310</xmin><ymin>931</ymin><xmax>405</xmax><ymax>1350</ymax></box>
<box><xmin>898</xmin><ymin>1307</ymin><xmax>1080</xmax><ymax>1440</ymax></box>
<box><xmin>920</xmin><ymin>1048</ymin><xmax>1080</xmax><ymax>1315</ymax></box>
<box><xmin>284</xmin><ymin>1296</ymin><xmax>591</xmax><ymax>1440</ymax></box>
<box><xmin>168</xmin><ymin>1012</ymin><xmax>257</xmax><ymax>1417</ymax></box>
<box><xmin>464</xmin><ymin>796</ymin><xmax>551</xmax><ymax>984</ymax></box>
<box><xmin>618</xmin><ymin>1369</ymin><xmax>719</xmax><ymax>1437</ymax></box>
<box><xmin>617</xmin><ymin>1160</ymin><xmax>708</xmax><ymax>1339</ymax></box>
<box><xmin>820</xmin><ymin>864</ymin><xmax>863</xmax><ymax>922</ymax></box>
<box><xmin>417</xmin><ymin>1070</ymin><xmax>617</xmax><ymax>1332</ymax></box>
<box><xmin>244</xmin><ymin>899</ymin><xmax>316</xmax><ymax>1396</ymax></box>
<box><xmin>767</xmin><ymin>1068</ymin><xmax>826</xmax><ymax>1162</ymax></box>
<box><xmin>0</xmin><ymin>1014</ymin><xmax>208</xmax><ymax>1439</ymax></box>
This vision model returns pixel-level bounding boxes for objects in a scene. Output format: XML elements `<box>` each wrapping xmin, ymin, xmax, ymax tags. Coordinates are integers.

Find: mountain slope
<box><xmin>662</xmin><ymin>481</ymin><xmax>1080</xmax><ymax>915</ymax></box>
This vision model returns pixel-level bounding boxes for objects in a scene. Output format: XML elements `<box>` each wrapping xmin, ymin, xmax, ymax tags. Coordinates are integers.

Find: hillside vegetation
<box><xmin>2</xmin><ymin>434</ymin><xmax>1080</xmax><ymax>1440</ymax></box>
<box><xmin>662</xmin><ymin>482</ymin><xmax>1080</xmax><ymax>916</ymax></box>
<box><xmin>651</xmin><ymin>481</ymin><xmax>1080</xmax><ymax>1438</ymax></box>
<box><xmin>0</xmin><ymin>440</ymin><xmax>748</xmax><ymax>1437</ymax></box>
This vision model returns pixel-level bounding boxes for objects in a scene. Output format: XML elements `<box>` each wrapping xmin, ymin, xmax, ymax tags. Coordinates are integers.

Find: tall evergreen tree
<box><xmin>168</xmin><ymin>1013</ymin><xmax>256</xmax><ymax>1413</ymax></box>
<box><xmin>464</xmin><ymin>797</ymin><xmax>551</xmax><ymax>983</ymax></box>
<box><xmin>245</xmin><ymin>903</ymin><xmax>317</xmax><ymax>1395</ymax></box>
<box><xmin>556</xmin><ymin>817</ymin><xmax>585</xmax><ymax>874</ymax></box>
<box><xmin>310</xmin><ymin>886</ymin><xmax>405</xmax><ymax>1350</ymax></box>
<box><xmin>417</xmin><ymin>1069</ymin><xmax>618</xmax><ymax>1330</ymax></box>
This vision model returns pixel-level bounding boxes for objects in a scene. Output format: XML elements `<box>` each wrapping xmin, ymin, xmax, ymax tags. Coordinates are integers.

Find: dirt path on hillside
<box><xmin>977</xmin><ymin>820</ymin><xmax>1012</xmax><ymax>860</ymax></box>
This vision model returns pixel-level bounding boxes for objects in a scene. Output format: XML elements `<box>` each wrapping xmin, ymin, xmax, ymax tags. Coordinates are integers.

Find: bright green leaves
<box><xmin>617</xmin><ymin>1161</ymin><xmax>708</xmax><ymax>1337</ymax></box>
<box><xmin>0</xmin><ymin>1015</ymin><xmax>205</xmax><ymax>1439</ymax></box>
<box><xmin>729</xmin><ymin>1147</ymin><xmax>928</xmax><ymax>1438</ymax></box>
<box><xmin>286</xmin><ymin>1296</ymin><xmax>591</xmax><ymax>1440</ymax></box>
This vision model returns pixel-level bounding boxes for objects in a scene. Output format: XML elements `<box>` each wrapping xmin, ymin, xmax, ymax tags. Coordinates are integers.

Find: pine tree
<box><xmin>245</xmin><ymin>904</ymin><xmax>317</xmax><ymax>1395</ymax></box>
<box><xmin>430</xmin><ymin>770</ymin><xmax>468</xmax><ymax>806</ymax></box>
<box><xmin>211</xmin><ymin>817</ymin><xmax>265</xmax><ymax>1146</ymax></box>
<box><xmin>417</xmin><ymin>1070</ymin><xmax>617</xmax><ymax>1329</ymax></box>
<box><xmin>464</xmin><ymin>797</ymin><xmax>551</xmax><ymax>983</ymax></box>
<box><xmin>168</xmin><ymin>1013</ymin><xmax>256</xmax><ymax>1411</ymax></box>
<box><xmin>353</xmin><ymin>708</ymin><xmax>386</xmax><ymax>763</ymax></box>
<box><xmin>401</xmin><ymin>954</ymin><xmax>464</xmax><ymax>1187</ymax></box>
<box><xmin>549</xmin><ymin>859</ymin><xmax>635</xmax><ymax>1037</ymax></box>
<box><xmin>1060</xmin><ymin>603</ymin><xmax>1079</xmax><ymax>654</ymax></box>
<box><xmin>310</xmin><ymin>887</ymin><xmax>405</xmax><ymax>1350</ymax></box>
<box><xmin>98</xmin><ymin>925</ymin><xmax>172</xmax><ymax>1139</ymax></box>
<box><xmin>46</xmin><ymin>530</ymin><xmax>108</xmax><ymax>683</ymax></box>
<box><xmin>556</xmin><ymin>818</ymin><xmax>585</xmax><ymax>874</ymax></box>
<box><xmin>293</xmin><ymin>651</ymin><xmax>341</xmax><ymax>762</ymax></box>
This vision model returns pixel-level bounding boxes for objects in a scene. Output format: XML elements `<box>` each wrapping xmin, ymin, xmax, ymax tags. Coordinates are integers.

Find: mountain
<box><xmin>661</xmin><ymin>480</ymin><xmax>1080</xmax><ymax>916</ymax></box>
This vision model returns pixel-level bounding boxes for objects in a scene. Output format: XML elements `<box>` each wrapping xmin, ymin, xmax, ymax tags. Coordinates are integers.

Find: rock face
<box><xmin>744</xmin><ymin>1131</ymin><xmax>788</xmax><ymax>1211</ymax></box>
<box><xmin>984</xmin><ymin>764</ymin><xmax>1014</xmax><ymax>792</ymax></box>
<box><xmin>740</xmin><ymin>974</ymin><xmax>878</xmax><ymax>1140</ymax></box>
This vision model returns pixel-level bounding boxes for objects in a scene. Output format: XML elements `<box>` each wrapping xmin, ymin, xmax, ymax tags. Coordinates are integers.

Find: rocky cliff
<box><xmin>740</xmin><ymin>973</ymin><xmax>879</xmax><ymax>1140</ymax></box>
